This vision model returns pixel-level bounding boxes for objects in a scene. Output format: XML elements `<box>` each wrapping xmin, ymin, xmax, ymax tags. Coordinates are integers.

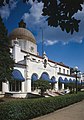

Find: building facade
<box><xmin>0</xmin><ymin>21</ymin><xmax>82</xmax><ymax>98</ymax></box>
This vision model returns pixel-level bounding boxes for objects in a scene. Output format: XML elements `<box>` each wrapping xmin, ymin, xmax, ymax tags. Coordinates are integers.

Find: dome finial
<box><xmin>18</xmin><ymin>19</ymin><xmax>26</xmax><ymax>28</ymax></box>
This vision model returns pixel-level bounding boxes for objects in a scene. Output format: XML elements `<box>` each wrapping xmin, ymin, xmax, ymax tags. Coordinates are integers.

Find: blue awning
<box><xmin>64</xmin><ymin>78</ymin><xmax>69</xmax><ymax>83</ymax></box>
<box><xmin>12</xmin><ymin>69</ymin><xmax>25</xmax><ymax>81</ymax></box>
<box><xmin>59</xmin><ymin>77</ymin><xmax>65</xmax><ymax>83</ymax></box>
<box><xmin>31</xmin><ymin>74</ymin><xmax>38</xmax><ymax>81</ymax></box>
<box><xmin>51</xmin><ymin>79</ymin><xmax>57</xmax><ymax>83</ymax></box>
<box><xmin>41</xmin><ymin>73</ymin><xmax>51</xmax><ymax>82</ymax></box>
<box><xmin>73</xmin><ymin>79</ymin><xmax>76</xmax><ymax>83</ymax></box>
<box><xmin>72</xmin><ymin>79</ymin><xmax>81</xmax><ymax>84</ymax></box>
<box><xmin>69</xmin><ymin>79</ymin><xmax>73</xmax><ymax>83</ymax></box>
<box><xmin>51</xmin><ymin>77</ymin><xmax>57</xmax><ymax>83</ymax></box>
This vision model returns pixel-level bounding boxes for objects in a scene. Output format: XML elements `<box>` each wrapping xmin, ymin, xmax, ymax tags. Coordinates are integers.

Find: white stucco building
<box><xmin>0</xmin><ymin>20</ymin><xmax>83</xmax><ymax>98</ymax></box>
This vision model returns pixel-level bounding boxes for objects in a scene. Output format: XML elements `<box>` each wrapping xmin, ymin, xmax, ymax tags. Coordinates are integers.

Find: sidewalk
<box><xmin>32</xmin><ymin>100</ymin><xmax>84</xmax><ymax>120</ymax></box>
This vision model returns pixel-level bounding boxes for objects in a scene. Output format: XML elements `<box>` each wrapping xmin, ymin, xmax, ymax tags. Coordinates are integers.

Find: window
<box><xmin>59</xmin><ymin>67</ymin><xmax>61</xmax><ymax>73</ymax></box>
<box><xmin>19</xmin><ymin>40</ymin><xmax>26</xmax><ymax>51</ymax></box>
<box><xmin>19</xmin><ymin>41</ymin><xmax>22</xmax><ymax>47</ymax></box>
<box><xmin>30</xmin><ymin>46</ymin><xmax>34</xmax><ymax>52</ymax></box>
<box><xmin>63</xmin><ymin>69</ymin><xmax>65</xmax><ymax>74</ymax></box>
<box><xmin>9</xmin><ymin>81</ymin><xmax>21</xmax><ymax>92</ymax></box>
<box><xmin>67</xmin><ymin>70</ymin><xmax>69</xmax><ymax>74</ymax></box>
<box><xmin>23</xmin><ymin>41</ymin><xmax>26</xmax><ymax>50</ymax></box>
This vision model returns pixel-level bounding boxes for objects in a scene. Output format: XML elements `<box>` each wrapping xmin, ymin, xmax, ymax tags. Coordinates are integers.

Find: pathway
<box><xmin>32</xmin><ymin>100</ymin><xmax>84</xmax><ymax>120</ymax></box>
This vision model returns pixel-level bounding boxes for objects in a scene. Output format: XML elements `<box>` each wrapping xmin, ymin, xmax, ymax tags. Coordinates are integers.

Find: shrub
<box><xmin>0</xmin><ymin>98</ymin><xmax>4</xmax><ymax>103</ymax></box>
<box><xmin>0</xmin><ymin>92</ymin><xmax>84</xmax><ymax>120</ymax></box>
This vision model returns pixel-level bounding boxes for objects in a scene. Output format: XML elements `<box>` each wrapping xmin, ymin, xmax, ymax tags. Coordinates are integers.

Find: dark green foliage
<box><xmin>64</xmin><ymin>82</ymin><xmax>82</xmax><ymax>93</ymax></box>
<box><xmin>0</xmin><ymin>92</ymin><xmax>84</xmax><ymax>120</ymax></box>
<box><xmin>65</xmin><ymin>82</ymin><xmax>75</xmax><ymax>93</ymax></box>
<box><xmin>0</xmin><ymin>98</ymin><xmax>4</xmax><ymax>102</ymax></box>
<box><xmin>42</xmin><ymin>0</ymin><xmax>82</xmax><ymax>34</ymax></box>
<box><xmin>24</xmin><ymin>0</ymin><xmax>84</xmax><ymax>34</ymax></box>
<box><xmin>34</xmin><ymin>79</ymin><xmax>51</xmax><ymax>96</ymax></box>
<box><xmin>0</xmin><ymin>17</ymin><xmax>14</xmax><ymax>81</ymax></box>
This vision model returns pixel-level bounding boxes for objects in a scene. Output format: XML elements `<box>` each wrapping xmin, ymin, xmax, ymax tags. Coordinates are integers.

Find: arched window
<box><xmin>64</xmin><ymin>78</ymin><xmax>69</xmax><ymax>83</ymax></box>
<box><xmin>41</xmin><ymin>72</ymin><xmax>51</xmax><ymax>82</ymax></box>
<box><xmin>73</xmin><ymin>79</ymin><xmax>76</xmax><ymax>83</ymax></box>
<box><xmin>9</xmin><ymin>69</ymin><xmax>25</xmax><ymax>92</ymax></box>
<box><xmin>31</xmin><ymin>73</ymin><xmax>38</xmax><ymax>81</ymax></box>
<box><xmin>58</xmin><ymin>77</ymin><xmax>64</xmax><ymax>83</ymax></box>
<box><xmin>69</xmin><ymin>79</ymin><xmax>73</xmax><ymax>83</ymax></box>
<box><xmin>58</xmin><ymin>77</ymin><xmax>64</xmax><ymax>90</ymax></box>
<box><xmin>51</xmin><ymin>76</ymin><xmax>57</xmax><ymax>89</ymax></box>
<box><xmin>31</xmin><ymin>73</ymin><xmax>38</xmax><ymax>91</ymax></box>
<box><xmin>51</xmin><ymin>76</ymin><xmax>57</xmax><ymax>83</ymax></box>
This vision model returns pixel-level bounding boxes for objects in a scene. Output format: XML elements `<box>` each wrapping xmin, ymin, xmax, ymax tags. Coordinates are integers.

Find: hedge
<box><xmin>0</xmin><ymin>92</ymin><xmax>84</xmax><ymax>120</ymax></box>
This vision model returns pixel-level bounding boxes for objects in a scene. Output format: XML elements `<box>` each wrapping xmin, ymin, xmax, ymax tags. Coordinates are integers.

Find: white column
<box><xmin>26</xmin><ymin>78</ymin><xmax>31</xmax><ymax>92</ymax></box>
<box><xmin>2</xmin><ymin>81</ymin><xmax>9</xmax><ymax>93</ymax></box>
<box><xmin>62</xmin><ymin>83</ymin><xmax>64</xmax><ymax>90</ymax></box>
<box><xmin>12</xmin><ymin>39</ymin><xmax>23</xmax><ymax>63</ymax></box>
<box><xmin>55</xmin><ymin>82</ymin><xmax>58</xmax><ymax>91</ymax></box>
<box><xmin>25</xmin><ymin>54</ymin><xmax>32</xmax><ymax>93</ymax></box>
<box><xmin>21</xmin><ymin>81</ymin><xmax>25</xmax><ymax>92</ymax></box>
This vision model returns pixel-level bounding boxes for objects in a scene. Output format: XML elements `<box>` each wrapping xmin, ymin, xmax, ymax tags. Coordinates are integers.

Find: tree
<box><xmin>34</xmin><ymin>78</ymin><xmax>51</xmax><ymax>96</ymax></box>
<box><xmin>0</xmin><ymin>0</ymin><xmax>84</xmax><ymax>34</ymax></box>
<box><xmin>0</xmin><ymin>17</ymin><xmax>14</xmax><ymax>81</ymax></box>
<box><xmin>65</xmin><ymin>82</ymin><xmax>75</xmax><ymax>93</ymax></box>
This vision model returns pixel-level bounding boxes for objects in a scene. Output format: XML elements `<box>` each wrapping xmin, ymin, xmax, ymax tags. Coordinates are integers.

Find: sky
<box><xmin>0</xmin><ymin>0</ymin><xmax>84</xmax><ymax>72</ymax></box>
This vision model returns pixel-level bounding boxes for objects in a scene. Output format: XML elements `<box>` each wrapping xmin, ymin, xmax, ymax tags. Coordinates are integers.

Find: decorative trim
<box><xmin>14</xmin><ymin>63</ymin><xmax>26</xmax><ymax>67</ymax></box>
<box><xmin>21</xmin><ymin>50</ymin><xmax>70</xmax><ymax>69</ymax></box>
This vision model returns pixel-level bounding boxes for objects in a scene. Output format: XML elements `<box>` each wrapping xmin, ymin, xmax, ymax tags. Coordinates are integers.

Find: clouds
<box><xmin>23</xmin><ymin>1</ymin><xmax>44</xmax><ymax>24</ymax></box>
<box><xmin>0</xmin><ymin>0</ymin><xmax>17</xmax><ymax>19</ymax></box>
<box><xmin>22</xmin><ymin>1</ymin><xmax>84</xmax><ymax>46</ymax></box>
<box><xmin>46</xmin><ymin>6</ymin><xmax>84</xmax><ymax>45</ymax></box>
<box><xmin>0</xmin><ymin>4</ymin><xmax>10</xmax><ymax>19</ymax></box>
<box><xmin>1</xmin><ymin>0</ymin><xmax>83</xmax><ymax>46</ymax></box>
<box><xmin>44</xmin><ymin>40</ymin><xmax>58</xmax><ymax>46</ymax></box>
<box><xmin>22</xmin><ymin>1</ymin><xmax>46</xmax><ymax>33</ymax></box>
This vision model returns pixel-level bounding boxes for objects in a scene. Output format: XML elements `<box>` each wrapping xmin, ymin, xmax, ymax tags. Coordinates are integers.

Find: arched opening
<box><xmin>69</xmin><ymin>78</ymin><xmax>73</xmax><ymax>83</ymax></box>
<box><xmin>68</xmin><ymin>79</ymin><xmax>75</xmax><ymax>92</ymax></box>
<box><xmin>58</xmin><ymin>77</ymin><xmax>64</xmax><ymax>90</ymax></box>
<box><xmin>51</xmin><ymin>76</ymin><xmax>57</xmax><ymax>89</ymax></box>
<box><xmin>40</xmin><ymin>72</ymin><xmax>51</xmax><ymax>82</ymax></box>
<box><xmin>64</xmin><ymin>78</ymin><xmax>69</xmax><ymax>89</ymax></box>
<box><xmin>9</xmin><ymin>69</ymin><xmax>25</xmax><ymax>92</ymax></box>
<box><xmin>31</xmin><ymin>73</ymin><xmax>38</xmax><ymax>91</ymax></box>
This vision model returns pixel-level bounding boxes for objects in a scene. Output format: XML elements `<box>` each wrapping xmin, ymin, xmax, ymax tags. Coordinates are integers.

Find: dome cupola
<box><xmin>9</xmin><ymin>20</ymin><xmax>37</xmax><ymax>55</ymax></box>
<box><xmin>9</xmin><ymin>20</ymin><xmax>36</xmax><ymax>44</ymax></box>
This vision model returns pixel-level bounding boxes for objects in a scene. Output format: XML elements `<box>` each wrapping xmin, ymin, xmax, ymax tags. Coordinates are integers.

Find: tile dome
<box><xmin>9</xmin><ymin>28</ymin><xmax>36</xmax><ymax>44</ymax></box>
